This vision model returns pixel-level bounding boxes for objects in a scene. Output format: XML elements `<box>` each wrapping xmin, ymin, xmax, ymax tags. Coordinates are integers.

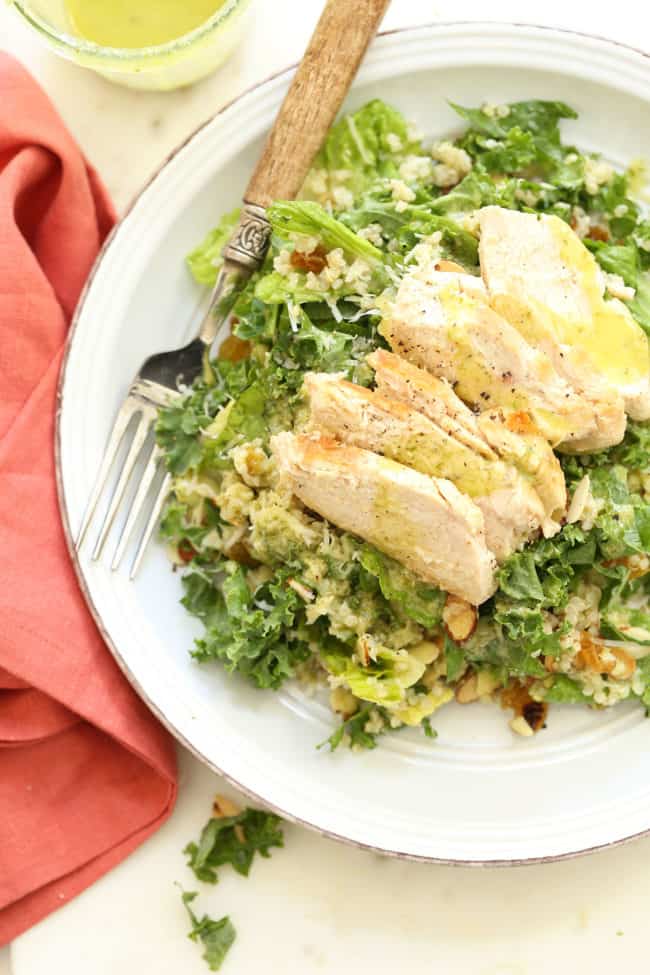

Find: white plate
<box><xmin>57</xmin><ymin>22</ymin><xmax>650</xmax><ymax>864</ymax></box>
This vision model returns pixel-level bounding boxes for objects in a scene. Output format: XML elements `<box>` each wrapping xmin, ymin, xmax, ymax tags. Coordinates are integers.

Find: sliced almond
<box><xmin>410</xmin><ymin>639</ymin><xmax>442</xmax><ymax>665</ymax></box>
<box><xmin>510</xmin><ymin>715</ymin><xmax>535</xmax><ymax>737</ymax></box>
<box><xmin>442</xmin><ymin>594</ymin><xmax>478</xmax><ymax>643</ymax></box>
<box><xmin>476</xmin><ymin>669</ymin><xmax>501</xmax><ymax>697</ymax></box>
<box><xmin>213</xmin><ymin>794</ymin><xmax>244</xmax><ymax>842</ymax></box>
<box><xmin>609</xmin><ymin>647</ymin><xmax>636</xmax><ymax>679</ymax></box>
<box><xmin>566</xmin><ymin>475</ymin><xmax>591</xmax><ymax>525</ymax></box>
<box><xmin>501</xmin><ymin>681</ymin><xmax>547</xmax><ymax>734</ymax></box>
<box><xmin>213</xmin><ymin>794</ymin><xmax>242</xmax><ymax>818</ymax></box>
<box><xmin>357</xmin><ymin>635</ymin><xmax>372</xmax><ymax>667</ymax></box>
<box><xmin>455</xmin><ymin>671</ymin><xmax>479</xmax><ymax>704</ymax></box>
<box><xmin>435</xmin><ymin>259</ymin><xmax>466</xmax><ymax>273</ymax></box>
<box><xmin>287</xmin><ymin>577</ymin><xmax>315</xmax><ymax>602</ymax></box>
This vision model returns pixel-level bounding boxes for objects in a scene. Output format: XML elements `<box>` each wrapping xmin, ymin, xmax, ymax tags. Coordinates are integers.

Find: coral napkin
<box><xmin>0</xmin><ymin>55</ymin><xmax>177</xmax><ymax>944</ymax></box>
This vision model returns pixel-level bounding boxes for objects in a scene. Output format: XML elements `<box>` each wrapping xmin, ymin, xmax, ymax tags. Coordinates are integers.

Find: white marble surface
<box><xmin>3</xmin><ymin>1</ymin><xmax>650</xmax><ymax>972</ymax></box>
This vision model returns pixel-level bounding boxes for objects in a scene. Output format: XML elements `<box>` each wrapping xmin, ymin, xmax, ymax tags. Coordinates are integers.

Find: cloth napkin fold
<box><xmin>0</xmin><ymin>54</ymin><xmax>177</xmax><ymax>945</ymax></box>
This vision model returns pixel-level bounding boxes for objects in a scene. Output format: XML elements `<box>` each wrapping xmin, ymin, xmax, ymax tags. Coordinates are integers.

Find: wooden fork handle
<box><xmin>244</xmin><ymin>0</ymin><xmax>391</xmax><ymax>210</ymax></box>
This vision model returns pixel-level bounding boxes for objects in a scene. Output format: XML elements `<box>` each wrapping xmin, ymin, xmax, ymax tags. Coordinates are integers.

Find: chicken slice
<box><xmin>475</xmin><ymin>409</ymin><xmax>567</xmax><ymax>524</ymax></box>
<box><xmin>380</xmin><ymin>268</ymin><xmax>607</xmax><ymax>450</ymax></box>
<box><xmin>479</xmin><ymin>205</ymin><xmax>649</xmax><ymax>422</ymax></box>
<box><xmin>367</xmin><ymin>349</ymin><xmax>495</xmax><ymax>459</ymax></box>
<box><xmin>367</xmin><ymin>351</ymin><xmax>566</xmax><ymax>525</ymax></box>
<box><xmin>304</xmin><ymin>371</ymin><xmax>552</xmax><ymax>558</ymax></box>
<box><xmin>271</xmin><ymin>432</ymin><xmax>497</xmax><ymax>605</ymax></box>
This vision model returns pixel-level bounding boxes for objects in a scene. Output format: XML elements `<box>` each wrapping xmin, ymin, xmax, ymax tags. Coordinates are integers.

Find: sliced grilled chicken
<box><xmin>367</xmin><ymin>349</ymin><xmax>495</xmax><ymax>459</ymax></box>
<box><xmin>380</xmin><ymin>268</ymin><xmax>605</xmax><ymax>450</ymax></box>
<box><xmin>271</xmin><ymin>432</ymin><xmax>497</xmax><ymax>605</ymax></box>
<box><xmin>368</xmin><ymin>350</ymin><xmax>566</xmax><ymax>524</ymax></box>
<box><xmin>479</xmin><ymin>205</ymin><xmax>649</xmax><ymax>424</ymax></box>
<box><xmin>304</xmin><ymin>371</ymin><xmax>552</xmax><ymax>558</ymax></box>
<box><xmin>476</xmin><ymin>409</ymin><xmax>567</xmax><ymax>525</ymax></box>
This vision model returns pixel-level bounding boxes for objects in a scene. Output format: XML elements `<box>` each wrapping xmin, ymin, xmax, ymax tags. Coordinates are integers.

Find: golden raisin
<box><xmin>224</xmin><ymin>540</ymin><xmax>259</xmax><ymax>567</ymax></box>
<box><xmin>289</xmin><ymin>245</ymin><xmax>328</xmax><ymax>274</ymax></box>
<box><xmin>219</xmin><ymin>334</ymin><xmax>252</xmax><ymax>362</ymax></box>
<box><xmin>587</xmin><ymin>225</ymin><xmax>609</xmax><ymax>242</ymax></box>
<box><xmin>500</xmin><ymin>680</ymin><xmax>533</xmax><ymax>715</ymax></box>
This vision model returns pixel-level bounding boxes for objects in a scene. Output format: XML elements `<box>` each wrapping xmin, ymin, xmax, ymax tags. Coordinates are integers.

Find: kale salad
<box><xmin>156</xmin><ymin>99</ymin><xmax>650</xmax><ymax>750</ymax></box>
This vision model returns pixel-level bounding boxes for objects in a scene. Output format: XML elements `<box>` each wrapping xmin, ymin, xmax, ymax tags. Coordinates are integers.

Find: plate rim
<box><xmin>55</xmin><ymin>20</ymin><xmax>650</xmax><ymax>867</ymax></box>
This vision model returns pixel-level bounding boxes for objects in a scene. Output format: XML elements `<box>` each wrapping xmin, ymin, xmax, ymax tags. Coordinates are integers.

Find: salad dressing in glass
<box><xmin>65</xmin><ymin>0</ymin><xmax>227</xmax><ymax>48</ymax></box>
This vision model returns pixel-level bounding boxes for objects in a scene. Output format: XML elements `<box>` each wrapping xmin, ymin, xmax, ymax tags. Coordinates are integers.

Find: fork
<box><xmin>76</xmin><ymin>0</ymin><xmax>391</xmax><ymax>578</ymax></box>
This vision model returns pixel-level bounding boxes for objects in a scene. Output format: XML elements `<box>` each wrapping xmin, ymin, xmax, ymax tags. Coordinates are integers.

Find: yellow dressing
<box><xmin>541</xmin><ymin>217</ymin><xmax>649</xmax><ymax>388</ymax></box>
<box><xmin>437</xmin><ymin>286</ymin><xmax>570</xmax><ymax>443</ymax></box>
<box><xmin>65</xmin><ymin>0</ymin><xmax>226</xmax><ymax>48</ymax></box>
<box><xmin>484</xmin><ymin>211</ymin><xmax>649</xmax><ymax>392</ymax></box>
<box><xmin>384</xmin><ymin>431</ymin><xmax>507</xmax><ymax>498</ymax></box>
<box><xmin>371</xmin><ymin>479</ymin><xmax>423</xmax><ymax>561</ymax></box>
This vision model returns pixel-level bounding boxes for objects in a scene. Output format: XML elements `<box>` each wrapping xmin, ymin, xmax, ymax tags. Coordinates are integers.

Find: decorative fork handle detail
<box><xmin>222</xmin><ymin>203</ymin><xmax>272</xmax><ymax>268</ymax></box>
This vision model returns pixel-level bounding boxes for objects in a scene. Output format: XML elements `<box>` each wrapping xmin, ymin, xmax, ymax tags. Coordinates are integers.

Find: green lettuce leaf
<box><xmin>159</xmin><ymin>495</ymin><xmax>223</xmax><ymax>557</ymax></box>
<box><xmin>587</xmin><ymin>173</ymin><xmax>639</xmax><ymax>234</ymax></box>
<box><xmin>267</xmin><ymin>200</ymin><xmax>383</xmax><ymax>263</ymax></box>
<box><xmin>310</xmin><ymin>99</ymin><xmax>421</xmax><ymax>196</ymax></box>
<box><xmin>431</xmin><ymin>167</ymin><xmax>518</xmax><ymax>213</ymax></box>
<box><xmin>186</xmin><ymin>566</ymin><xmax>310</xmax><ymax>690</ymax></box>
<box><xmin>321</xmin><ymin>644</ymin><xmax>425</xmax><ymax>707</ymax></box>
<box><xmin>200</xmin><ymin>383</ymin><xmax>268</xmax><ymax>469</ymax></box>
<box><xmin>451</xmin><ymin>99</ymin><xmax>577</xmax><ymax>141</ymax></box>
<box><xmin>490</xmin><ymin>602</ymin><xmax>564</xmax><ymax>675</ymax></box>
<box><xmin>254</xmin><ymin>271</ymin><xmax>330</xmax><ymax>305</ymax></box>
<box><xmin>452</xmin><ymin>100</ymin><xmax>578</xmax><ymax>184</ymax></box>
<box><xmin>586</xmin><ymin>238</ymin><xmax>650</xmax><ymax>335</ymax></box>
<box><xmin>586</xmin><ymin>239</ymin><xmax>639</xmax><ymax>286</ymax></box>
<box><xmin>156</xmin><ymin>358</ymin><xmax>262</xmax><ymax>475</ymax></box>
<box><xmin>444</xmin><ymin>635</ymin><xmax>466</xmax><ymax>682</ymax></box>
<box><xmin>318</xmin><ymin>705</ymin><xmax>381</xmax><ymax>752</ymax></box>
<box><xmin>585</xmin><ymin>238</ymin><xmax>650</xmax><ymax>334</ymax></box>
<box><xmin>635</xmin><ymin>657</ymin><xmax>650</xmax><ymax>708</ymax></box>
<box><xmin>608</xmin><ymin>421</ymin><xmax>650</xmax><ymax>469</ymax></box>
<box><xmin>181</xmin><ymin>890</ymin><xmax>236</xmax><ymax>972</ymax></box>
<box><xmin>544</xmin><ymin>675</ymin><xmax>591</xmax><ymax>704</ymax></box>
<box><xmin>497</xmin><ymin>552</ymin><xmax>545</xmax><ymax>603</ymax></box>
<box><xmin>589</xmin><ymin>465</ymin><xmax>649</xmax><ymax>558</ymax></box>
<box><xmin>358</xmin><ymin>544</ymin><xmax>444</xmax><ymax>628</ymax></box>
<box><xmin>469</xmin><ymin>126</ymin><xmax>538</xmax><ymax>174</ymax></box>
<box><xmin>185</xmin><ymin>807</ymin><xmax>284</xmax><ymax>884</ymax></box>
<box><xmin>187</xmin><ymin>208</ymin><xmax>240</xmax><ymax>285</ymax></box>
<box><xmin>629</xmin><ymin>274</ymin><xmax>650</xmax><ymax>336</ymax></box>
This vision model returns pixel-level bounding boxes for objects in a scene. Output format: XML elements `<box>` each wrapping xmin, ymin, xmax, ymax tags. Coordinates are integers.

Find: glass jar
<box><xmin>8</xmin><ymin>0</ymin><xmax>253</xmax><ymax>91</ymax></box>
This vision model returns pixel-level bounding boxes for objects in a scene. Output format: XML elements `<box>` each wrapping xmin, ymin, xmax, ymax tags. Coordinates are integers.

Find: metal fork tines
<box><xmin>76</xmin><ymin>378</ymin><xmax>178</xmax><ymax>579</ymax></box>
